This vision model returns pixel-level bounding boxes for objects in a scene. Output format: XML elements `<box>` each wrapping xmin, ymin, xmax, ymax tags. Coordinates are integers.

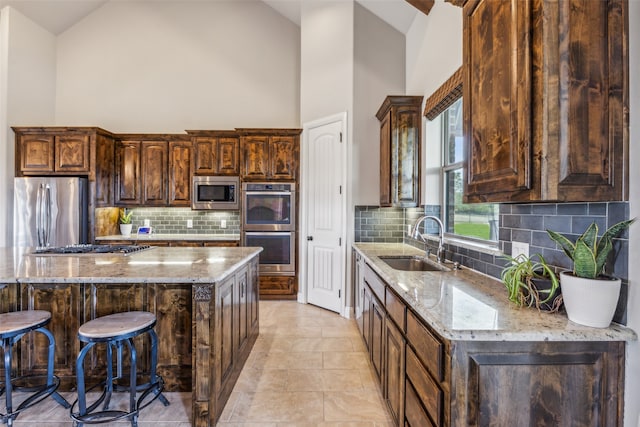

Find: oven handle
<box><xmin>244</xmin><ymin>191</ymin><xmax>292</xmax><ymax>196</ymax></box>
<box><xmin>244</xmin><ymin>231</ymin><xmax>294</xmax><ymax>236</ymax></box>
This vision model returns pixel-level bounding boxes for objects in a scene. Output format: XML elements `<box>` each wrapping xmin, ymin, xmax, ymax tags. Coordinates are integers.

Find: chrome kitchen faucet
<box><xmin>411</xmin><ymin>215</ymin><xmax>445</xmax><ymax>263</ymax></box>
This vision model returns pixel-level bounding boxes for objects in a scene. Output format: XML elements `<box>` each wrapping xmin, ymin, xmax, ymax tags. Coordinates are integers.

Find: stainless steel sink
<box><xmin>379</xmin><ymin>256</ymin><xmax>451</xmax><ymax>272</ymax></box>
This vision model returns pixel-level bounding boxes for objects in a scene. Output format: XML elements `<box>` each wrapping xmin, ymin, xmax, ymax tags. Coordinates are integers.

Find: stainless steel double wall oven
<box><xmin>242</xmin><ymin>182</ymin><xmax>295</xmax><ymax>275</ymax></box>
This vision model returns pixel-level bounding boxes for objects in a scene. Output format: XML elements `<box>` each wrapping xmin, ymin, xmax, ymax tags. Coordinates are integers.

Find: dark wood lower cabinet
<box><xmin>259</xmin><ymin>275</ymin><xmax>297</xmax><ymax>299</ymax></box>
<box><xmin>353</xmin><ymin>252</ymin><xmax>626</xmax><ymax>427</ymax></box>
<box><xmin>384</xmin><ymin>317</ymin><xmax>405</xmax><ymax>426</ymax></box>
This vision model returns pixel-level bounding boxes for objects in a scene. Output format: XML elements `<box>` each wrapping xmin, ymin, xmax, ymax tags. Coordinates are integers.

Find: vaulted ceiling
<box><xmin>0</xmin><ymin>0</ymin><xmax>418</xmax><ymax>36</ymax></box>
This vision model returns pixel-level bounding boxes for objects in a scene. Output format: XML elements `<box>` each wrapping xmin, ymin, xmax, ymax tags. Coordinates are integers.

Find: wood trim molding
<box><xmin>445</xmin><ymin>0</ymin><xmax>465</xmax><ymax>7</ymax></box>
<box><xmin>424</xmin><ymin>66</ymin><xmax>463</xmax><ymax>120</ymax></box>
<box><xmin>405</xmin><ymin>0</ymin><xmax>435</xmax><ymax>15</ymax></box>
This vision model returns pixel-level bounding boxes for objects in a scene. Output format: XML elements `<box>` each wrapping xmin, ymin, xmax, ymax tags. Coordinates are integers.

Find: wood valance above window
<box><xmin>423</xmin><ymin>66</ymin><xmax>463</xmax><ymax>120</ymax></box>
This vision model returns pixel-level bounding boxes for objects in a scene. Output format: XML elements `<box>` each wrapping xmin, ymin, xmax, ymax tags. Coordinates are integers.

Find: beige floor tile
<box><xmin>270</xmin><ymin>326</ymin><xmax>323</xmax><ymax>337</ymax></box>
<box><xmin>323</xmin><ymin>352</ymin><xmax>371</xmax><ymax>370</ymax></box>
<box><xmin>235</xmin><ymin>367</ymin><xmax>288</xmax><ymax>392</ymax></box>
<box><xmin>229</xmin><ymin>391</ymin><xmax>324</xmax><ymax>423</ymax></box>
<box><xmin>323</xmin><ymin>390</ymin><xmax>391</xmax><ymax>422</ymax></box>
<box><xmin>285</xmin><ymin>369</ymin><xmax>363</xmax><ymax>391</ymax></box>
<box><xmin>322</xmin><ymin>325</ymin><xmax>360</xmax><ymax>338</ymax></box>
<box><xmin>350</xmin><ymin>337</ymin><xmax>367</xmax><ymax>352</ymax></box>
<box><xmin>260</xmin><ymin>351</ymin><xmax>323</xmax><ymax>370</ymax></box>
<box><xmin>251</xmin><ymin>336</ymin><xmax>295</xmax><ymax>353</ymax></box>
<box><xmin>359</xmin><ymin>368</ymin><xmax>380</xmax><ymax>390</ymax></box>
<box><xmin>289</xmin><ymin>337</ymin><xmax>355</xmax><ymax>352</ymax></box>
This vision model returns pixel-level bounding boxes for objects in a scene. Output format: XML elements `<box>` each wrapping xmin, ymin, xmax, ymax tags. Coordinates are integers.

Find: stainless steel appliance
<box><xmin>242</xmin><ymin>182</ymin><xmax>295</xmax><ymax>275</ymax></box>
<box><xmin>243</xmin><ymin>182</ymin><xmax>294</xmax><ymax>231</ymax></box>
<box><xmin>14</xmin><ymin>177</ymin><xmax>88</xmax><ymax>248</ymax></box>
<box><xmin>192</xmin><ymin>176</ymin><xmax>239</xmax><ymax>210</ymax></box>
<box><xmin>243</xmin><ymin>232</ymin><xmax>295</xmax><ymax>274</ymax></box>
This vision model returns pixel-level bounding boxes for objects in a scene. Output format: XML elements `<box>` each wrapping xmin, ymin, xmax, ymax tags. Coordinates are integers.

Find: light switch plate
<box><xmin>187</xmin><ymin>220</ymin><xmax>193</xmax><ymax>228</ymax></box>
<box><xmin>512</xmin><ymin>241</ymin><xmax>529</xmax><ymax>258</ymax></box>
<box><xmin>144</xmin><ymin>219</ymin><xmax>151</xmax><ymax>227</ymax></box>
<box><xmin>220</xmin><ymin>220</ymin><xmax>227</xmax><ymax>229</ymax></box>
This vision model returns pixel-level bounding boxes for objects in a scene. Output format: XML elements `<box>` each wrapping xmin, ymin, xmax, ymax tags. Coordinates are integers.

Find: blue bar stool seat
<box><xmin>1</xmin><ymin>310</ymin><xmax>70</xmax><ymax>426</ymax></box>
<box><xmin>70</xmin><ymin>311</ymin><xmax>169</xmax><ymax>427</ymax></box>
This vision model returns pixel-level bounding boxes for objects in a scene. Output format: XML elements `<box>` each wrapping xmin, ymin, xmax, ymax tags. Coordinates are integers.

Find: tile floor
<box><xmin>5</xmin><ymin>301</ymin><xmax>392</xmax><ymax>426</ymax></box>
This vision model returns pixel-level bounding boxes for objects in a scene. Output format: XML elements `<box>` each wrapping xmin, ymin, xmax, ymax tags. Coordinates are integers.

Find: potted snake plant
<box><xmin>546</xmin><ymin>219</ymin><xmax>634</xmax><ymax>327</ymax></box>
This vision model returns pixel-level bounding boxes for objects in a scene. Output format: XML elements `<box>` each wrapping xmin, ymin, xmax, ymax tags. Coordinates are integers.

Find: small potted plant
<box><xmin>547</xmin><ymin>219</ymin><xmax>635</xmax><ymax>327</ymax></box>
<box><xmin>119</xmin><ymin>208</ymin><xmax>133</xmax><ymax>236</ymax></box>
<box><xmin>501</xmin><ymin>253</ymin><xmax>562</xmax><ymax>312</ymax></box>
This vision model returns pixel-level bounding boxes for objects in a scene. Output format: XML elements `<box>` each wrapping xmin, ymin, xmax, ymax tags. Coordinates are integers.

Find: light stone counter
<box><xmin>0</xmin><ymin>246</ymin><xmax>260</xmax><ymax>284</ymax></box>
<box><xmin>353</xmin><ymin>242</ymin><xmax>636</xmax><ymax>342</ymax></box>
<box><xmin>95</xmin><ymin>233</ymin><xmax>240</xmax><ymax>242</ymax></box>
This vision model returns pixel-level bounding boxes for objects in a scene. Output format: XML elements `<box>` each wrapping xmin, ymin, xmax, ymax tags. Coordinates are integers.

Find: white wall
<box><xmin>353</xmin><ymin>3</ymin><xmax>404</xmax><ymax>207</ymax></box>
<box><xmin>55</xmin><ymin>1</ymin><xmax>300</xmax><ymax>133</ymax></box>
<box><xmin>625</xmin><ymin>2</ymin><xmax>639</xmax><ymax>426</ymax></box>
<box><xmin>406</xmin><ymin>0</ymin><xmax>462</xmax><ymax>205</ymax></box>
<box><xmin>0</xmin><ymin>6</ymin><xmax>56</xmax><ymax>247</ymax></box>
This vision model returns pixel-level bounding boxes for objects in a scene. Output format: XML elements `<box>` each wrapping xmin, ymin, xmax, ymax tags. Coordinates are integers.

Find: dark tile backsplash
<box><xmin>354</xmin><ymin>201</ymin><xmax>631</xmax><ymax>324</ymax></box>
<box><xmin>126</xmin><ymin>208</ymin><xmax>240</xmax><ymax>234</ymax></box>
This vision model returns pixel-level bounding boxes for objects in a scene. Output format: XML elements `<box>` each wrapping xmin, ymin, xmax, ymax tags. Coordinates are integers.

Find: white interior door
<box><xmin>303</xmin><ymin>114</ymin><xmax>346</xmax><ymax>313</ymax></box>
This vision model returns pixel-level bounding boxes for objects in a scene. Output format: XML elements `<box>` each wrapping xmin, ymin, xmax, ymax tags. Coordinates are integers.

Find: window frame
<box><xmin>425</xmin><ymin>68</ymin><xmax>499</xmax><ymax>247</ymax></box>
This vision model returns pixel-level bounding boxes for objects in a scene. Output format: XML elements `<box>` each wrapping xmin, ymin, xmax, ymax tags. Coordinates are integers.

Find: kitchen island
<box><xmin>353</xmin><ymin>243</ymin><xmax>636</xmax><ymax>427</ymax></box>
<box><xmin>0</xmin><ymin>246</ymin><xmax>261</xmax><ymax>427</ymax></box>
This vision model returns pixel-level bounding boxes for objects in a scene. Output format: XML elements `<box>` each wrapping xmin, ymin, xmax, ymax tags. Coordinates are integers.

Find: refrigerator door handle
<box><xmin>44</xmin><ymin>184</ymin><xmax>52</xmax><ymax>247</ymax></box>
<box><xmin>36</xmin><ymin>183</ymin><xmax>44</xmax><ymax>247</ymax></box>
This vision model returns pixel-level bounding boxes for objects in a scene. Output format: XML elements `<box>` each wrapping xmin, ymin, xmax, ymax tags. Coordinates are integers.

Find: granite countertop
<box><xmin>96</xmin><ymin>233</ymin><xmax>240</xmax><ymax>242</ymax></box>
<box><xmin>353</xmin><ymin>242</ymin><xmax>636</xmax><ymax>342</ymax></box>
<box><xmin>0</xmin><ymin>246</ymin><xmax>261</xmax><ymax>284</ymax></box>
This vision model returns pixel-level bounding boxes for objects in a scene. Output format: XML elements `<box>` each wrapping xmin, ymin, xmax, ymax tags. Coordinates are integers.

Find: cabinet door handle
<box><xmin>307</xmin><ymin>236</ymin><xmax>313</xmax><ymax>241</ymax></box>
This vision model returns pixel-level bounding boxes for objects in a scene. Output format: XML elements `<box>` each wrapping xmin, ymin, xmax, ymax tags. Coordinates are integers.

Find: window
<box><xmin>440</xmin><ymin>98</ymin><xmax>498</xmax><ymax>241</ymax></box>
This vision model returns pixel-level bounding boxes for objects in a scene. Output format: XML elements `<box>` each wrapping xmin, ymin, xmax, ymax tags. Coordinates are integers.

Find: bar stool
<box><xmin>1</xmin><ymin>310</ymin><xmax>70</xmax><ymax>426</ymax></box>
<box><xmin>70</xmin><ymin>311</ymin><xmax>169</xmax><ymax>427</ymax></box>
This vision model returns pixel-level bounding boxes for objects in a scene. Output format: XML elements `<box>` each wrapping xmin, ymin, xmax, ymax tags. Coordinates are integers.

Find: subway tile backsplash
<box><xmin>126</xmin><ymin>208</ymin><xmax>240</xmax><ymax>234</ymax></box>
<box><xmin>354</xmin><ymin>201</ymin><xmax>631</xmax><ymax>324</ymax></box>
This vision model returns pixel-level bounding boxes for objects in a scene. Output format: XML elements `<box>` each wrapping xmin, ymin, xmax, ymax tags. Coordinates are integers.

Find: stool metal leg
<box><xmin>75</xmin><ymin>341</ymin><xmax>95</xmax><ymax>417</ymax></box>
<box><xmin>148</xmin><ymin>329</ymin><xmax>169</xmax><ymax>407</ymax></box>
<box><xmin>39</xmin><ymin>327</ymin><xmax>70</xmax><ymax>409</ymax></box>
<box><xmin>3</xmin><ymin>336</ymin><xmax>15</xmax><ymax>426</ymax></box>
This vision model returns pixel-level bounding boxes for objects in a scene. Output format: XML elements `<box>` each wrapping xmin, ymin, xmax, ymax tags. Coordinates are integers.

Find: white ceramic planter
<box><xmin>560</xmin><ymin>271</ymin><xmax>621</xmax><ymax>328</ymax></box>
<box><xmin>119</xmin><ymin>223</ymin><xmax>133</xmax><ymax>236</ymax></box>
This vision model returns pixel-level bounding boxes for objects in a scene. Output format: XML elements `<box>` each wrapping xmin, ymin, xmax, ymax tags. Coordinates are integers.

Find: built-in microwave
<box><xmin>191</xmin><ymin>176</ymin><xmax>240</xmax><ymax>210</ymax></box>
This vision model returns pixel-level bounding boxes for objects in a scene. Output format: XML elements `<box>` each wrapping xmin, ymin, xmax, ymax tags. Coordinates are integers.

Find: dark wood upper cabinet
<box><xmin>463</xmin><ymin>0</ymin><xmax>628</xmax><ymax>203</ymax></box>
<box><xmin>190</xmin><ymin>131</ymin><xmax>240</xmax><ymax>176</ymax></box>
<box><xmin>238</xmin><ymin>129</ymin><xmax>301</xmax><ymax>181</ymax></box>
<box><xmin>14</xmin><ymin>129</ymin><xmax>106</xmax><ymax>176</ymax></box>
<box><xmin>141</xmin><ymin>140</ymin><xmax>168</xmax><ymax>206</ymax></box>
<box><xmin>169</xmin><ymin>139</ymin><xmax>193</xmax><ymax>206</ymax></box>
<box><xmin>376</xmin><ymin>96</ymin><xmax>423</xmax><ymax>207</ymax></box>
<box><xmin>116</xmin><ymin>135</ymin><xmax>193</xmax><ymax>207</ymax></box>
<box><xmin>115</xmin><ymin>140</ymin><xmax>142</xmax><ymax>206</ymax></box>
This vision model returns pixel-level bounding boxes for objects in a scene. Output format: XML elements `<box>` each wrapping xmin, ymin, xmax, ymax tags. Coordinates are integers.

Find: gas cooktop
<box><xmin>33</xmin><ymin>244</ymin><xmax>154</xmax><ymax>255</ymax></box>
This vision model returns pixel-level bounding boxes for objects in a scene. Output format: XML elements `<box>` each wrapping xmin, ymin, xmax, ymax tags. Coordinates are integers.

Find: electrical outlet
<box><xmin>220</xmin><ymin>220</ymin><xmax>227</xmax><ymax>229</ymax></box>
<box><xmin>144</xmin><ymin>219</ymin><xmax>151</xmax><ymax>227</ymax></box>
<box><xmin>187</xmin><ymin>220</ymin><xmax>193</xmax><ymax>228</ymax></box>
<box><xmin>512</xmin><ymin>241</ymin><xmax>529</xmax><ymax>258</ymax></box>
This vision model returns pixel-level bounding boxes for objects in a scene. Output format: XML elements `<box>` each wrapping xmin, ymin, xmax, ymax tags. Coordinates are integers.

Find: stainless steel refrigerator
<box><xmin>14</xmin><ymin>177</ymin><xmax>88</xmax><ymax>248</ymax></box>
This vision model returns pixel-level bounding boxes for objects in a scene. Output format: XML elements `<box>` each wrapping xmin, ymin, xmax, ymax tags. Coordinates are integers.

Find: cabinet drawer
<box><xmin>406</xmin><ymin>346</ymin><xmax>442</xmax><ymax>426</ymax></box>
<box><xmin>407</xmin><ymin>310</ymin><xmax>442</xmax><ymax>381</ymax></box>
<box><xmin>405</xmin><ymin>379</ymin><xmax>435</xmax><ymax>427</ymax></box>
<box><xmin>386</xmin><ymin>287</ymin><xmax>406</xmax><ymax>331</ymax></box>
<box><xmin>364</xmin><ymin>264</ymin><xmax>385</xmax><ymax>303</ymax></box>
